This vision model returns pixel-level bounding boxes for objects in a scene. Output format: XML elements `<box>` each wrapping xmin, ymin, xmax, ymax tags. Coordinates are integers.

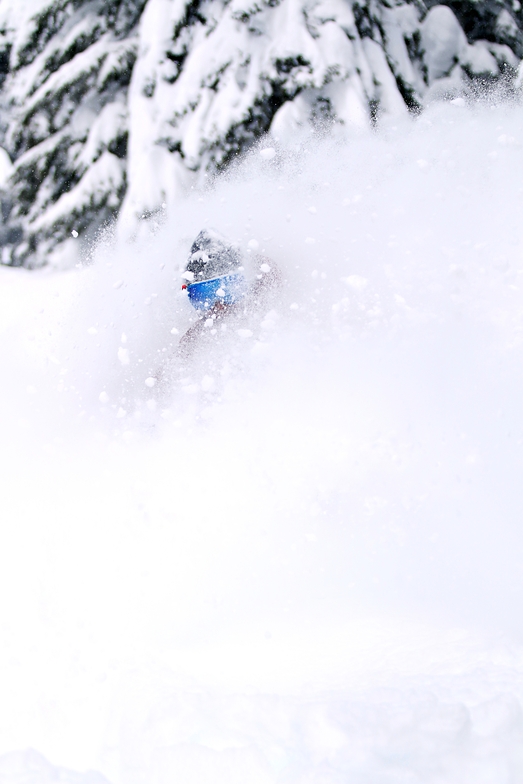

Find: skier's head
<box><xmin>185</xmin><ymin>228</ymin><xmax>242</xmax><ymax>282</ymax></box>
<box><xmin>182</xmin><ymin>229</ymin><xmax>246</xmax><ymax>311</ymax></box>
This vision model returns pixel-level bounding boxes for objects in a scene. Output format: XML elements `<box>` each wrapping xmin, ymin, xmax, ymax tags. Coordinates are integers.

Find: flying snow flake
<box><xmin>290</xmin><ymin>303</ymin><xmax>299</xmax><ymax>310</ymax></box>
<box><xmin>87</xmin><ymin>327</ymin><xmax>98</xmax><ymax>335</ymax></box>
<box><xmin>145</xmin><ymin>377</ymin><xmax>156</xmax><ymax>388</ymax></box>
<box><xmin>216</xmin><ymin>288</ymin><xmax>225</xmax><ymax>297</ymax></box>
<box><xmin>304</xmin><ymin>533</ymin><xmax>317</xmax><ymax>542</ymax></box>
<box><xmin>260</xmin><ymin>263</ymin><xmax>271</xmax><ymax>273</ymax></box>
<box><xmin>305</xmin><ymin>237</ymin><xmax>316</xmax><ymax>244</ymax></box>
<box><xmin>99</xmin><ymin>391</ymin><xmax>109</xmax><ymax>404</ymax></box>
<box><xmin>259</xmin><ymin>148</ymin><xmax>276</xmax><ymax>160</ymax></box>
<box><xmin>248</xmin><ymin>239</ymin><xmax>259</xmax><ymax>250</ymax></box>
<box><xmin>308</xmin><ymin>206</ymin><xmax>317</xmax><ymax>214</ymax></box>
<box><xmin>343</xmin><ymin>275</ymin><xmax>368</xmax><ymax>290</ymax></box>
<box><xmin>201</xmin><ymin>376</ymin><xmax>215</xmax><ymax>391</ymax></box>
<box><xmin>237</xmin><ymin>329</ymin><xmax>253</xmax><ymax>338</ymax></box>
<box><xmin>170</xmin><ymin>327</ymin><xmax>179</xmax><ymax>335</ymax></box>
<box><xmin>121</xmin><ymin>333</ymin><xmax>127</xmax><ymax>343</ymax></box>
<box><xmin>118</xmin><ymin>347</ymin><xmax>130</xmax><ymax>365</ymax></box>
<box><xmin>466</xmin><ymin>452</ymin><xmax>481</xmax><ymax>464</ymax></box>
<box><xmin>261</xmin><ymin>311</ymin><xmax>278</xmax><ymax>330</ymax></box>
<box><xmin>71</xmin><ymin>230</ymin><xmax>79</xmax><ymax>238</ymax></box>
<box><xmin>116</xmin><ymin>408</ymin><xmax>127</xmax><ymax>418</ymax></box>
<box><xmin>182</xmin><ymin>271</ymin><xmax>195</xmax><ymax>282</ymax></box>
<box><xmin>113</xmin><ymin>280</ymin><xmax>124</xmax><ymax>290</ymax></box>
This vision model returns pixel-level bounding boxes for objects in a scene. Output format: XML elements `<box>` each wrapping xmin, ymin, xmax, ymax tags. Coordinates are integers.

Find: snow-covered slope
<box><xmin>1</xmin><ymin>98</ymin><xmax>523</xmax><ymax>783</ymax></box>
<box><xmin>0</xmin><ymin>0</ymin><xmax>521</xmax><ymax>266</ymax></box>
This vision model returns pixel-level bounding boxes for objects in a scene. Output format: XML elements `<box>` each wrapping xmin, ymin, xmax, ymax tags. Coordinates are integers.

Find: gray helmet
<box><xmin>186</xmin><ymin>229</ymin><xmax>242</xmax><ymax>282</ymax></box>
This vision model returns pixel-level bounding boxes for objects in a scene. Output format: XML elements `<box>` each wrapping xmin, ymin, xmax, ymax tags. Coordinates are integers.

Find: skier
<box><xmin>177</xmin><ymin>228</ymin><xmax>280</xmax><ymax>358</ymax></box>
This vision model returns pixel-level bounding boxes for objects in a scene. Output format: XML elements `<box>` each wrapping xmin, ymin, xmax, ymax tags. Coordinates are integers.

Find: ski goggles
<box><xmin>183</xmin><ymin>272</ymin><xmax>247</xmax><ymax>311</ymax></box>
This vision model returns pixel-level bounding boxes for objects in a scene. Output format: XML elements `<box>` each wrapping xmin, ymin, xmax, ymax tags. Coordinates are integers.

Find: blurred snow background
<box><xmin>2</xmin><ymin>96</ymin><xmax>523</xmax><ymax>783</ymax></box>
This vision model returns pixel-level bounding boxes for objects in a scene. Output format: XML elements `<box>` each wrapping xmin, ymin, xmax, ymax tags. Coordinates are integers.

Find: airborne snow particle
<box><xmin>87</xmin><ymin>327</ymin><xmax>98</xmax><ymax>335</ymax></box>
<box><xmin>116</xmin><ymin>408</ymin><xmax>127</xmax><ymax>418</ymax></box>
<box><xmin>71</xmin><ymin>230</ymin><xmax>78</xmax><ymax>238</ymax></box>
<box><xmin>259</xmin><ymin>148</ymin><xmax>276</xmax><ymax>160</ymax></box>
<box><xmin>145</xmin><ymin>377</ymin><xmax>156</xmax><ymax>388</ymax></box>
<box><xmin>170</xmin><ymin>327</ymin><xmax>179</xmax><ymax>335</ymax></box>
<box><xmin>261</xmin><ymin>313</ymin><xmax>277</xmax><ymax>330</ymax></box>
<box><xmin>305</xmin><ymin>237</ymin><xmax>315</xmax><ymax>244</ymax></box>
<box><xmin>248</xmin><ymin>239</ymin><xmax>259</xmax><ymax>250</ymax></box>
<box><xmin>99</xmin><ymin>391</ymin><xmax>109</xmax><ymax>404</ymax></box>
<box><xmin>304</xmin><ymin>533</ymin><xmax>317</xmax><ymax>542</ymax></box>
<box><xmin>260</xmin><ymin>263</ymin><xmax>271</xmax><ymax>273</ymax></box>
<box><xmin>343</xmin><ymin>275</ymin><xmax>368</xmax><ymax>290</ymax></box>
<box><xmin>237</xmin><ymin>329</ymin><xmax>253</xmax><ymax>338</ymax></box>
<box><xmin>113</xmin><ymin>280</ymin><xmax>124</xmax><ymax>289</ymax></box>
<box><xmin>201</xmin><ymin>375</ymin><xmax>215</xmax><ymax>391</ymax></box>
<box><xmin>118</xmin><ymin>347</ymin><xmax>130</xmax><ymax>365</ymax></box>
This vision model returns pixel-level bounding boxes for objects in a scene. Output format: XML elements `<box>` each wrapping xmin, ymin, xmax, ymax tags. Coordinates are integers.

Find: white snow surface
<box><xmin>2</xmin><ymin>99</ymin><xmax>523</xmax><ymax>783</ymax></box>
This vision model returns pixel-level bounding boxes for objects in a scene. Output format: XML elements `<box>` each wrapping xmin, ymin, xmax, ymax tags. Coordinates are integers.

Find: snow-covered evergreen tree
<box><xmin>0</xmin><ymin>0</ymin><xmax>144</xmax><ymax>266</ymax></box>
<box><xmin>0</xmin><ymin>0</ymin><xmax>520</xmax><ymax>266</ymax></box>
